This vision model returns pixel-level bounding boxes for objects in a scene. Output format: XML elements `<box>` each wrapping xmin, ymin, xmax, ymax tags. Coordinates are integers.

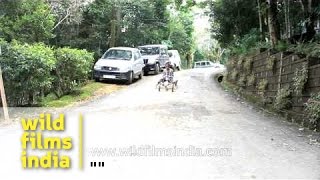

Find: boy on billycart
<box><xmin>157</xmin><ymin>61</ymin><xmax>178</xmax><ymax>92</ymax></box>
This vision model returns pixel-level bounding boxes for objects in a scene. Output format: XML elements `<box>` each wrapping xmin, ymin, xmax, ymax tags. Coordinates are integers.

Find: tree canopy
<box><xmin>0</xmin><ymin>0</ymin><xmax>196</xmax><ymax>61</ymax></box>
<box><xmin>209</xmin><ymin>0</ymin><xmax>320</xmax><ymax>51</ymax></box>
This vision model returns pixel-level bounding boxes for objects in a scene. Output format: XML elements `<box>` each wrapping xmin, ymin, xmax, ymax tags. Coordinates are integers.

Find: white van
<box><xmin>168</xmin><ymin>50</ymin><xmax>182</xmax><ymax>71</ymax></box>
<box><xmin>93</xmin><ymin>47</ymin><xmax>145</xmax><ymax>84</ymax></box>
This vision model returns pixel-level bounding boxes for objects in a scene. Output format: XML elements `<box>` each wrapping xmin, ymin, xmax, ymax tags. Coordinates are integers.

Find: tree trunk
<box><xmin>267</xmin><ymin>0</ymin><xmax>280</xmax><ymax>48</ymax></box>
<box><xmin>287</xmin><ymin>0</ymin><xmax>291</xmax><ymax>38</ymax></box>
<box><xmin>257</xmin><ymin>0</ymin><xmax>263</xmax><ymax>39</ymax></box>
<box><xmin>299</xmin><ymin>0</ymin><xmax>305</xmax><ymax>12</ymax></box>
<box><xmin>109</xmin><ymin>7</ymin><xmax>117</xmax><ymax>48</ymax></box>
<box><xmin>308</xmin><ymin>0</ymin><xmax>312</xmax><ymax>12</ymax></box>
<box><xmin>115</xmin><ymin>5</ymin><xmax>122</xmax><ymax>46</ymax></box>
<box><xmin>299</xmin><ymin>0</ymin><xmax>316</xmax><ymax>42</ymax></box>
<box><xmin>284</xmin><ymin>0</ymin><xmax>291</xmax><ymax>39</ymax></box>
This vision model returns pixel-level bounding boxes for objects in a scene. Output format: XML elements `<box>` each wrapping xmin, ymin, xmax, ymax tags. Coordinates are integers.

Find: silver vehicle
<box><xmin>93</xmin><ymin>47</ymin><xmax>145</xmax><ymax>84</ymax></box>
<box><xmin>138</xmin><ymin>44</ymin><xmax>169</xmax><ymax>75</ymax></box>
<box><xmin>193</xmin><ymin>61</ymin><xmax>215</xmax><ymax>68</ymax></box>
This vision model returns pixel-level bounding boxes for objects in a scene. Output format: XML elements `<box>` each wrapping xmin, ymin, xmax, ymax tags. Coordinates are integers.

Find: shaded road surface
<box><xmin>0</xmin><ymin>68</ymin><xmax>319</xmax><ymax>179</ymax></box>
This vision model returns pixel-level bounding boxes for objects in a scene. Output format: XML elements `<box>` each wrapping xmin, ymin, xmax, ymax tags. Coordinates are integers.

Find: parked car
<box><xmin>168</xmin><ymin>50</ymin><xmax>182</xmax><ymax>71</ymax></box>
<box><xmin>193</xmin><ymin>61</ymin><xmax>225</xmax><ymax>69</ymax></box>
<box><xmin>93</xmin><ymin>47</ymin><xmax>145</xmax><ymax>84</ymax></box>
<box><xmin>193</xmin><ymin>61</ymin><xmax>215</xmax><ymax>68</ymax></box>
<box><xmin>138</xmin><ymin>44</ymin><xmax>169</xmax><ymax>75</ymax></box>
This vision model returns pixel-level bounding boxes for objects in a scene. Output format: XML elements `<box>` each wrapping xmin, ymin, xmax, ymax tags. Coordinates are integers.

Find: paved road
<box><xmin>0</xmin><ymin>68</ymin><xmax>319</xmax><ymax>179</ymax></box>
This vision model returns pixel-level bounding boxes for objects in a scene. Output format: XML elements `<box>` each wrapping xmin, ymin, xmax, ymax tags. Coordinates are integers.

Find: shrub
<box><xmin>257</xmin><ymin>79</ymin><xmax>268</xmax><ymax>97</ymax></box>
<box><xmin>266</xmin><ymin>55</ymin><xmax>276</xmax><ymax>70</ymax></box>
<box><xmin>247</xmin><ymin>74</ymin><xmax>256</xmax><ymax>86</ymax></box>
<box><xmin>244</xmin><ymin>57</ymin><xmax>253</xmax><ymax>72</ymax></box>
<box><xmin>274</xmin><ymin>86</ymin><xmax>292</xmax><ymax>111</ymax></box>
<box><xmin>238</xmin><ymin>75</ymin><xmax>246</xmax><ymax>87</ymax></box>
<box><xmin>293</xmin><ymin>63</ymin><xmax>308</xmax><ymax>96</ymax></box>
<box><xmin>237</xmin><ymin>56</ymin><xmax>244</xmax><ymax>69</ymax></box>
<box><xmin>226</xmin><ymin>58</ymin><xmax>236</xmax><ymax>70</ymax></box>
<box><xmin>275</xmin><ymin>41</ymin><xmax>289</xmax><ymax>52</ymax></box>
<box><xmin>0</xmin><ymin>41</ymin><xmax>56</xmax><ymax>106</ymax></box>
<box><xmin>230</xmin><ymin>69</ymin><xmax>238</xmax><ymax>81</ymax></box>
<box><xmin>53</xmin><ymin>47</ymin><xmax>94</xmax><ymax>97</ymax></box>
<box><xmin>305</xmin><ymin>93</ymin><xmax>320</xmax><ymax>124</ymax></box>
<box><xmin>230</xmin><ymin>29</ymin><xmax>261</xmax><ymax>55</ymax></box>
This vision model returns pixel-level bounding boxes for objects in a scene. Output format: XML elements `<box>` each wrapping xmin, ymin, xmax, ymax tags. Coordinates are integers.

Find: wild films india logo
<box><xmin>20</xmin><ymin>114</ymin><xmax>74</xmax><ymax>169</ymax></box>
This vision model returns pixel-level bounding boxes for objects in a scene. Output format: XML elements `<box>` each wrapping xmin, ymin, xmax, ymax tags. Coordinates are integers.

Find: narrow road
<box><xmin>0</xmin><ymin>68</ymin><xmax>319</xmax><ymax>179</ymax></box>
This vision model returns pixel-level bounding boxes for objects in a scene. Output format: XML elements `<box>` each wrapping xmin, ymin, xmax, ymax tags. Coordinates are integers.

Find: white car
<box><xmin>194</xmin><ymin>61</ymin><xmax>215</xmax><ymax>68</ymax></box>
<box><xmin>93</xmin><ymin>47</ymin><xmax>145</xmax><ymax>84</ymax></box>
<box><xmin>168</xmin><ymin>50</ymin><xmax>181</xmax><ymax>71</ymax></box>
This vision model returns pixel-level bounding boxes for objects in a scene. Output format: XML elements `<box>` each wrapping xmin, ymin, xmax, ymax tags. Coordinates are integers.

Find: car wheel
<box><xmin>139</xmin><ymin>70</ymin><xmax>143</xmax><ymax>79</ymax></box>
<box><xmin>172</xmin><ymin>64</ymin><xmax>177</xmax><ymax>72</ymax></box>
<box><xmin>154</xmin><ymin>63</ymin><xmax>160</xmax><ymax>75</ymax></box>
<box><xmin>126</xmin><ymin>71</ymin><xmax>133</xmax><ymax>85</ymax></box>
<box><xmin>94</xmin><ymin>78</ymin><xmax>100</xmax><ymax>82</ymax></box>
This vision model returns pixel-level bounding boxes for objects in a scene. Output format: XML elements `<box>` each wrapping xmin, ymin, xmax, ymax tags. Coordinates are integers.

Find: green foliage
<box><xmin>41</xmin><ymin>82</ymin><xmax>122</xmax><ymax>107</ymax></box>
<box><xmin>76</xmin><ymin>0</ymin><xmax>172</xmax><ymax>57</ymax></box>
<box><xmin>305</xmin><ymin>93</ymin><xmax>320</xmax><ymax>124</ymax></box>
<box><xmin>53</xmin><ymin>47</ymin><xmax>94</xmax><ymax>97</ymax></box>
<box><xmin>274</xmin><ymin>86</ymin><xmax>292</xmax><ymax>111</ymax></box>
<box><xmin>229</xmin><ymin>29</ymin><xmax>261</xmax><ymax>55</ymax></box>
<box><xmin>194</xmin><ymin>49</ymin><xmax>205</xmax><ymax>61</ymax></box>
<box><xmin>75</xmin><ymin>0</ymin><xmax>113</xmax><ymax>56</ymax></box>
<box><xmin>0</xmin><ymin>41</ymin><xmax>56</xmax><ymax>106</ymax></box>
<box><xmin>243</xmin><ymin>57</ymin><xmax>253</xmax><ymax>72</ymax></box>
<box><xmin>0</xmin><ymin>39</ymin><xmax>94</xmax><ymax>106</ymax></box>
<box><xmin>257</xmin><ymin>79</ymin><xmax>268</xmax><ymax>96</ymax></box>
<box><xmin>229</xmin><ymin>69</ymin><xmax>238</xmax><ymax>81</ymax></box>
<box><xmin>225</xmin><ymin>58</ymin><xmax>236</xmax><ymax>70</ymax></box>
<box><xmin>293</xmin><ymin>63</ymin><xmax>308</xmax><ymax>96</ymax></box>
<box><xmin>275</xmin><ymin>41</ymin><xmax>289</xmax><ymax>52</ymax></box>
<box><xmin>168</xmin><ymin>11</ymin><xmax>194</xmax><ymax>55</ymax></box>
<box><xmin>306</xmin><ymin>44</ymin><xmax>320</xmax><ymax>58</ymax></box>
<box><xmin>238</xmin><ymin>75</ymin><xmax>246</xmax><ymax>87</ymax></box>
<box><xmin>247</xmin><ymin>74</ymin><xmax>256</xmax><ymax>86</ymax></box>
<box><xmin>237</xmin><ymin>56</ymin><xmax>244</xmax><ymax>69</ymax></box>
<box><xmin>266</xmin><ymin>55</ymin><xmax>276</xmax><ymax>71</ymax></box>
<box><xmin>256</xmin><ymin>41</ymin><xmax>272</xmax><ymax>50</ymax></box>
<box><xmin>288</xmin><ymin>43</ymin><xmax>311</xmax><ymax>55</ymax></box>
<box><xmin>209</xmin><ymin>0</ymin><xmax>259</xmax><ymax>47</ymax></box>
<box><xmin>0</xmin><ymin>0</ymin><xmax>55</xmax><ymax>43</ymax></box>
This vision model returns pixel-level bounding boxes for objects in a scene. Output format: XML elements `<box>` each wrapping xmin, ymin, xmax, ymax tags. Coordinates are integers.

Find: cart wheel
<box><xmin>158</xmin><ymin>85</ymin><xmax>161</xmax><ymax>92</ymax></box>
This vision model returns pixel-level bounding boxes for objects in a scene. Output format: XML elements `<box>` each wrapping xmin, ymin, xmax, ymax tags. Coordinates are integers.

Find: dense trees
<box><xmin>0</xmin><ymin>0</ymin><xmax>196</xmax><ymax>60</ymax></box>
<box><xmin>209</xmin><ymin>0</ymin><xmax>260</xmax><ymax>47</ymax></box>
<box><xmin>209</xmin><ymin>0</ymin><xmax>320</xmax><ymax>51</ymax></box>
<box><xmin>0</xmin><ymin>0</ymin><xmax>55</xmax><ymax>43</ymax></box>
<box><xmin>168</xmin><ymin>0</ymin><xmax>195</xmax><ymax>67</ymax></box>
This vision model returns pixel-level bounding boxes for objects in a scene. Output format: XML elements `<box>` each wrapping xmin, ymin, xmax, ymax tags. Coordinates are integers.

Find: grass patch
<box><xmin>221</xmin><ymin>79</ymin><xmax>265</xmax><ymax>106</ymax></box>
<box><xmin>221</xmin><ymin>79</ymin><xmax>240</xmax><ymax>94</ymax></box>
<box><xmin>41</xmin><ymin>81</ymin><xmax>124</xmax><ymax>107</ymax></box>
